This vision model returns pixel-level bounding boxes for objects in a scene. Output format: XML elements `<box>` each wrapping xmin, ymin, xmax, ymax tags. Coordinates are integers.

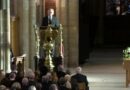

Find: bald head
<box><xmin>76</xmin><ymin>66</ymin><xmax>82</xmax><ymax>74</ymax></box>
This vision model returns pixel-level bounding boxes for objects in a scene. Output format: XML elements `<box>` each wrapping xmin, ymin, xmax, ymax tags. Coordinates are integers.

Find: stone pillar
<box><xmin>0</xmin><ymin>10</ymin><xmax>4</xmax><ymax>70</ymax></box>
<box><xmin>16</xmin><ymin>0</ymin><xmax>22</xmax><ymax>57</ymax></box>
<box><xmin>0</xmin><ymin>0</ymin><xmax>11</xmax><ymax>73</ymax></box>
<box><xmin>56</xmin><ymin>0</ymin><xmax>79</xmax><ymax>67</ymax></box>
<box><xmin>11</xmin><ymin>16</ymin><xmax>20</xmax><ymax>56</ymax></box>
<box><xmin>5</xmin><ymin>0</ymin><xmax>11</xmax><ymax>73</ymax></box>
<box><xmin>56</xmin><ymin>0</ymin><xmax>69</xmax><ymax>67</ymax></box>
<box><xmin>67</xmin><ymin>0</ymin><xmax>79</xmax><ymax>67</ymax></box>
<box><xmin>17</xmin><ymin>0</ymin><xmax>37</xmax><ymax>70</ymax></box>
<box><xmin>29</xmin><ymin>0</ymin><xmax>37</xmax><ymax>70</ymax></box>
<box><xmin>10</xmin><ymin>0</ymin><xmax>20</xmax><ymax>57</ymax></box>
<box><xmin>19</xmin><ymin>0</ymin><xmax>30</xmax><ymax>68</ymax></box>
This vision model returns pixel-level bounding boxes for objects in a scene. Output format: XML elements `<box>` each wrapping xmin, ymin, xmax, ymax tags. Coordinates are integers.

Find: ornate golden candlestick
<box><xmin>43</xmin><ymin>38</ymin><xmax>54</xmax><ymax>71</ymax></box>
<box><xmin>43</xmin><ymin>25</ymin><xmax>57</xmax><ymax>71</ymax></box>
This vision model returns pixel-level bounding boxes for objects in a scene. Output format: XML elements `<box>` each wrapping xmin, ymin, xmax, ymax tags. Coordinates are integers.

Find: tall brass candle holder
<box><xmin>43</xmin><ymin>38</ymin><xmax>54</xmax><ymax>71</ymax></box>
<box><xmin>42</xmin><ymin>25</ymin><xmax>58</xmax><ymax>71</ymax></box>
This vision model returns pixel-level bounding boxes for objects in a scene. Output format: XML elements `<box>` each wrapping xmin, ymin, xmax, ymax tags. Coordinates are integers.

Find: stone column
<box><xmin>0</xmin><ymin>0</ymin><xmax>11</xmax><ymax>73</ymax></box>
<box><xmin>56</xmin><ymin>0</ymin><xmax>79</xmax><ymax>67</ymax></box>
<box><xmin>0</xmin><ymin>10</ymin><xmax>3</xmax><ymax>70</ymax></box>
<box><xmin>10</xmin><ymin>0</ymin><xmax>20</xmax><ymax>57</ymax></box>
<box><xmin>17</xmin><ymin>0</ymin><xmax>37</xmax><ymax>70</ymax></box>
<box><xmin>5</xmin><ymin>0</ymin><xmax>11</xmax><ymax>73</ymax></box>
<box><xmin>67</xmin><ymin>0</ymin><xmax>79</xmax><ymax>67</ymax></box>
<box><xmin>19</xmin><ymin>0</ymin><xmax>30</xmax><ymax>68</ymax></box>
<box><xmin>29</xmin><ymin>0</ymin><xmax>37</xmax><ymax>70</ymax></box>
<box><xmin>56</xmin><ymin>0</ymin><xmax>69</xmax><ymax>67</ymax></box>
<box><xmin>16</xmin><ymin>0</ymin><xmax>23</xmax><ymax>57</ymax></box>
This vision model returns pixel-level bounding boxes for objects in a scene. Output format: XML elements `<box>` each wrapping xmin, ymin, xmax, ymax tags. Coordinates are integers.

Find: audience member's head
<box><xmin>24</xmin><ymin>68</ymin><xmax>33</xmax><ymax>77</ymax></box>
<box><xmin>0</xmin><ymin>85</ymin><xmax>6</xmax><ymax>90</ymax></box>
<box><xmin>25</xmin><ymin>68</ymin><xmax>35</xmax><ymax>81</ymax></box>
<box><xmin>46</xmin><ymin>72</ymin><xmax>52</xmax><ymax>80</ymax></box>
<box><xmin>49</xmin><ymin>84</ymin><xmax>58</xmax><ymax>90</ymax></box>
<box><xmin>22</xmin><ymin>77</ymin><xmax>29</xmax><ymax>86</ymax></box>
<box><xmin>76</xmin><ymin>66</ymin><xmax>82</xmax><ymax>74</ymax></box>
<box><xmin>9</xmin><ymin>72</ymin><xmax>16</xmax><ymax>80</ymax></box>
<box><xmin>42</xmin><ymin>75</ymin><xmax>49</xmax><ymax>83</ymax></box>
<box><xmin>28</xmin><ymin>72</ymin><xmax>35</xmax><ymax>81</ymax></box>
<box><xmin>28</xmin><ymin>85</ymin><xmax>36</xmax><ymax>90</ymax></box>
<box><xmin>64</xmin><ymin>74</ymin><xmax>71</xmax><ymax>81</ymax></box>
<box><xmin>11</xmin><ymin>82</ymin><xmax>21</xmax><ymax>90</ymax></box>
<box><xmin>36</xmin><ymin>82</ymin><xmax>42</xmax><ymax>90</ymax></box>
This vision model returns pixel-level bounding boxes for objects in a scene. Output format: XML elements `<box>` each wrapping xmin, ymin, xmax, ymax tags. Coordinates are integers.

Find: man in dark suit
<box><xmin>41</xmin><ymin>8</ymin><xmax>60</xmax><ymax>29</ymax></box>
<box><xmin>71</xmin><ymin>66</ymin><xmax>89</xmax><ymax>90</ymax></box>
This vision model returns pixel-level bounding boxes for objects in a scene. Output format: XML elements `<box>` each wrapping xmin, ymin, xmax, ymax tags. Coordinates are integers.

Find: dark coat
<box><xmin>41</xmin><ymin>16</ymin><xmax>60</xmax><ymax>29</ymax></box>
<box><xmin>71</xmin><ymin>73</ymin><xmax>89</xmax><ymax>88</ymax></box>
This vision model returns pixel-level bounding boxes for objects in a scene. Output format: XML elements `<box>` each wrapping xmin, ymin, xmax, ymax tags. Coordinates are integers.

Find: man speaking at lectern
<box><xmin>41</xmin><ymin>8</ymin><xmax>60</xmax><ymax>29</ymax></box>
<box><xmin>39</xmin><ymin>8</ymin><xmax>60</xmax><ymax>59</ymax></box>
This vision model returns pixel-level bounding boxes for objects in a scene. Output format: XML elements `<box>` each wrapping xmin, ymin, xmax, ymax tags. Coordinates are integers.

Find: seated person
<box><xmin>71</xmin><ymin>66</ymin><xmax>89</xmax><ymax>90</ymax></box>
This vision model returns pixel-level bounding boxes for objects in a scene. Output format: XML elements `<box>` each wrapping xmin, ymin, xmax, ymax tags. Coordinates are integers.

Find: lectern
<box><xmin>34</xmin><ymin>24</ymin><xmax>63</xmax><ymax>72</ymax></box>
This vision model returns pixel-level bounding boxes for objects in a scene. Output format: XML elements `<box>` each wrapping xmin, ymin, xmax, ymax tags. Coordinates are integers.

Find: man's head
<box><xmin>76</xmin><ymin>66</ymin><xmax>82</xmax><ymax>74</ymax></box>
<box><xmin>48</xmin><ymin>8</ymin><xmax>54</xmax><ymax>16</ymax></box>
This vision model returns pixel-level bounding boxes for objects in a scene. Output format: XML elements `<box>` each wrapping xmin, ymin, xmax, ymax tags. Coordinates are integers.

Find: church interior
<box><xmin>0</xmin><ymin>0</ymin><xmax>130</xmax><ymax>90</ymax></box>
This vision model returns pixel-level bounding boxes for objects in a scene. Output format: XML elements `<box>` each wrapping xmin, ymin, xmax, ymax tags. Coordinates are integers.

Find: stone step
<box><xmin>89</xmin><ymin>82</ymin><xmax>125</xmax><ymax>87</ymax></box>
<box><xmin>82</xmin><ymin>48</ymin><xmax>129</xmax><ymax>90</ymax></box>
<box><xmin>89</xmin><ymin>87</ymin><xmax>130</xmax><ymax>90</ymax></box>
